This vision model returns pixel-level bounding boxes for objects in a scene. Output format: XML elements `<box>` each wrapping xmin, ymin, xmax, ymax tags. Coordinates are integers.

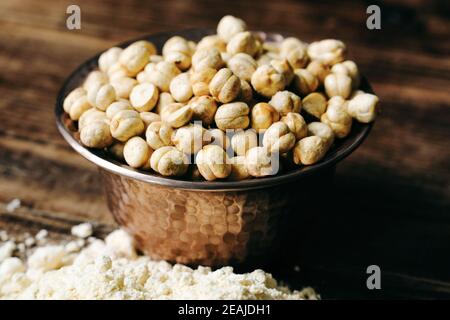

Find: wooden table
<box><xmin>0</xmin><ymin>0</ymin><xmax>449</xmax><ymax>299</ymax></box>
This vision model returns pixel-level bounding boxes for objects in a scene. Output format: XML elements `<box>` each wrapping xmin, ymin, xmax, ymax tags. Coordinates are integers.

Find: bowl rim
<box><xmin>55</xmin><ymin>29</ymin><xmax>374</xmax><ymax>192</ymax></box>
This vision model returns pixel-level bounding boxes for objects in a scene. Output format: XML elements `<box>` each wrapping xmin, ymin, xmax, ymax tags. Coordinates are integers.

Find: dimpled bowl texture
<box><xmin>56</xmin><ymin>29</ymin><xmax>373</xmax><ymax>268</ymax></box>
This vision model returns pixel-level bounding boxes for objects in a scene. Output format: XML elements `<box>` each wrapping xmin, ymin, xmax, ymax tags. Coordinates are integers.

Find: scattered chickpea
<box><xmin>110</xmin><ymin>76</ymin><xmax>137</xmax><ymax>99</ymax></box>
<box><xmin>251</xmin><ymin>102</ymin><xmax>280</xmax><ymax>131</ymax></box>
<box><xmin>307</xmin><ymin>122</ymin><xmax>335</xmax><ymax>148</ymax></box>
<box><xmin>262</xmin><ymin>121</ymin><xmax>296</xmax><ymax>154</ymax></box>
<box><xmin>129</xmin><ymin>83</ymin><xmax>159</xmax><ymax>112</ymax></box>
<box><xmin>270</xmin><ymin>91</ymin><xmax>302</xmax><ymax>117</ymax></box>
<box><xmin>80</xmin><ymin>120</ymin><xmax>113</xmax><ymax>149</ymax></box>
<box><xmin>251</xmin><ymin>64</ymin><xmax>286</xmax><ymax>97</ymax></box>
<box><xmin>119</xmin><ymin>40</ymin><xmax>156</xmax><ymax>74</ymax></box>
<box><xmin>170</xmin><ymin>72</ymin><xmax>193</xmax><ymax>102</ymax></box>
<box><xmin>190</xmin><ymin>67</ymin><xmax>217</xmax><ymax>96</ymax></box>
<box><xmin>281</xmin><ymin>112</ymin><xmax>307</xmax><ymax>140</ymax></box>
<box><xmin>270</xmin><ymin>59</ymin><xmax>294</xmax><ymax>86</ymax></box>
<box><xmin>78</xmin><ymin>108</ymin><xmax>108</xmax><ymax>131</ymax></box>
<box><xmin>302</xmin><ymin>92</ymin><xmax>327</xmax><ymax>119</ymax></box>
<box><xmin>347</xmin><ymin>92</ymin><xmax>379</xmax><ymax>123</ymax></box>
<box><xmin>162</xmin><ymin>36</ymin><xmax>192</xmax><ymax>71</ymax></box>
<box><xmin>123</xmin><ymin>136</ymin><xmax>153</xmax><ymax>169</ymax></box>
<box><xmin>163</xmin><ymin>102</ymin><xmax>193</xmax><ymax>128</ymax></box>
<box><xmin>324</xmin><ymin>73</ymin><xmax>352</xmax><ymax>99</ymax></box>
<box><xmin>147</xmin><ymin>61</ymin><xmax>181</xmax><ymax>92</ymax></box>
<box><xmin>83</xmin><ymin>71</ymin><xmax>108</xmax><ymax>91</ymax></box>
<box><xmin>98</xmin><ymin>47</ymin><xmax>123</xmax><ymax>73</ymax></box>
<box><xmin>280</xmin><ymin>37</ymin><xmax>307</xmax><ymax>57</ymax></box>
<box><xmin>150</xmin><ymin>146</ymin><xmax>189</xmax><ymax>177</ymax></box>
<box><xmin>64</xmin><ymin>87</ymin><xmax>91</xmax><ymax>120</ymax></box>
<box><xmin>227</xmin><ymin>31</ymin><xmax>260</xmax><ymax>57</ymax></box>
<box><xmin>306</xmin><ymin>60</ymin><xmax>330</xmax><ymax>85</ymax></box>
<box><xmin>215</xmin><ymin>102</ymin><xmax>250</xmax><ymax>130</ymax></box>
<box><xmin>320</xmin><ymin>96</ymin><xmax>352</xmax><ymax>138</ymax></box>
<box><xmin>231</xmin><ymin>129</ymin><xmax>258</xmax><ymax>156</ymax></box>
<box><xmin>106</xmin><ymin>99</ymin><xmax>133</xmax><ymax>119</ymax></box>
<box><xmin>191</xmin><ymin>48</ymin><xmax>224</xmax><ymax>72</ymax></box>
<box><xmin>196</xmin><ymin>145</ymin><xmax>232</xmax><ymax>181</ymax></box>
<box><xmin>110</xmin><ymin>109</ymin><xmax>145</xmax><ymax>142</ymax></box>
<box><xmin>189</xmin><ymin>95</ymin><xmax>217</xmax><ymax>125</ymax></box>
<box><xmin>331</xmin><ymin>60</ymin><xmax>360</xmax><ymax>89</ymax></box>
<box><xmin>87</xmin><ymin>83</ymin><xmax>116</xmax><ymax>111</ymax></box>
<box><xmin>145</xmin><ymin>121</ymin><xmax>174</xmax><ymax>150</ymax></box>
<box><xmin>209</xmin><ymin>68</ymin><xmax>241</xmax><ymax>103</ymax></box>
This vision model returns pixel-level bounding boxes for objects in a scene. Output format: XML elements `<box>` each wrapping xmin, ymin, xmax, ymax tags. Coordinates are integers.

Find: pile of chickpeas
<box><xmin>63</xmin><ymin>15</ymin><xmax>379</xmax><ymax>181</ymax></box>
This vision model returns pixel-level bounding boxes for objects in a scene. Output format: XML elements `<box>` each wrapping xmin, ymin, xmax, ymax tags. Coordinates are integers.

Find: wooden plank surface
<box><xmin>0</xmin><ymin>0</ymin><xmax>449</xmax><ymax>298</ymax></box>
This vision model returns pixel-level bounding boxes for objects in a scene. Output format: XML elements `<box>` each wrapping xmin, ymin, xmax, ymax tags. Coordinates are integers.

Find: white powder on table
<box><xmin>0</xmin><ymin>226</ymin><xmax>318</xmax><ymax>300</ymax></box>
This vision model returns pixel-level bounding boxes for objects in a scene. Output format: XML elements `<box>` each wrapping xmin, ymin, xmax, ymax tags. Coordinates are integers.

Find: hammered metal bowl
<box><xmin>55</xmin><ymin>29</ymin><xmax>374</xmax><ymax>268</ymax></box>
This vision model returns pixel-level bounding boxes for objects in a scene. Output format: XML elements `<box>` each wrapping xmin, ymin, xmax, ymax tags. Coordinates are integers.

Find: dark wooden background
<box><xmin>0</xmin><ymin>0</ymin><xmax>449</xmax><ymax>299</ymax></box>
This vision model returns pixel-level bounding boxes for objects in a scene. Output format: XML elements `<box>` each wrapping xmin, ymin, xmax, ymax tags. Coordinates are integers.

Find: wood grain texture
<box><xmin>0</xmin><ymin>0</ymin><xmax>449</xmax><ymax>298</ymax></box>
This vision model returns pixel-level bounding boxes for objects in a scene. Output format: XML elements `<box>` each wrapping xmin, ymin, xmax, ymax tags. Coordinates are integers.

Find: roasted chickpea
<box><xmin>170</xmin><ymin>72</ymin><xmax>193</xmax><ymax>102</ymax></box>
<box><xmin>293</xmin><ymin>136</ymin><xmax>328</xmax><ymax>165</ymax></box>
<box><xmin>207</xmin><ymin>128</ymin><xmax>230</xmax><ymax>150</ymax></box>
<box><xmin>162</xmin><ymin>36</ymin><xmax>192</xmax><ymax>71</ymax></box>
<box><xmin>78</xmin><ymin>109</ymin><xmax>108</xmax><ymax>130</ymax></box>
<box><xmin>63</xmin><ymin>87</ymin><xmax>91</xmax><ymax>120</ymax></box>
<box><xmin>217</xmin><ymin>15</ymin><xmax>247</xmax><ymax>43</ymax></box>
<box><xmin>99</xmin><ymin>47</ymin><xmax>122</xmax><ymax>73</ymax></box>
<box><xmin>197</xmin><ymin>35</ymin><xmax>227</xmax><ymax>52</ymax></box>
<box><xmin>83</xmin><ymin>71</ymin><xmax>108</xmax><ymax>91</ymax></box>
<box><xmin>110</xmin><ymin>109</ymin><xmax>145</xmax><ymax>142</ymax></box>
<box><xmin>155</xmin><ymin>92</ymin><xmax>175</xmax><ymax>115</ymax></box>
<box><xmin>293</xmin><ymin>69</ymin><xmax>318</xmax><ymax>96</ymax></box>
<box><xmin>150</xmin><ymin>146</ymin><xmax>189</xmax><ymax>176</ymax></box>
<box><xmin>270</xmin><ymin>59</ymin><xmax>294</xmax><ymax>86</ymax></box>
<box><xmin>172</xmin><ymin>124</ymin><xmax>209</xmax><ymax>154</ymax></box>
<box><xmin>302</xmin><ymin>92</ymin><xmax>327</xmax><ymax>119</ymax></box>
<box><xmin>209</xmin><ymin>68</ymin><xmax>241</xmax><ymax>103</ymax></box>
<box><xmin>147</xmin><ymin>61</ymin><xmax>181</xmax><ymax>92</ymax></box>
<box><xmin>129</xmin><ymin>83</ymin><xmax>159</xmax><ymax>112</ymax></box>
<box><xmin>139</xmin><ymin>112</ymin><xmax>161</xmax><ymax>128</ymax></box>
<box><xmin>281</xmin><ymin>112</ymin><xmax>307</xmax><ymax>140</ymax></box>
<box><xmin>190</xmin><ymin>67</ymin><xmax>217</xmax><ymax>96</ymax></box>
<box><xmin>324</xmin><ymin>73</ymin><xmax>352</xmax><ymax>99</ymax></box>
<box><xmin>119</xmin><ymin>40</ymin><xmax>156</xmax><ymax>74</ymax></box>
<box><xmin>189</xmin><ymin>95</ymin><xmax>217</xmax><ymax>125</ymax></box>
<box><xmin>306</xmin><ymin>60</ymin><xmax>331</xmax><ymax>85</ymax></box>
<box><xmin>307</xmin><ymin>39</ymin><xmax>346</xmax><ymax>66</ymax></box>
<box><xmin>163</xmin><ymin>103</ymin><xmax>193</xmax><ymax>128</ymax></box>
<box><xmin>347</xmin><ymin>92</ymin><xmax>378</xmax><ymax>123</ymax></box>
<box><xmin>110</xmin><ymin>77</ymin><xmax>137</xmax><ymax>99</ymax></box>
<box><xmin>196</xmin><ymin>145</ymin><xmax>232</xmax><ymax>181</ymax></box>
<box><xmin>231</xmin><ymin>129</ymin><xmax>258</xmax><ymax>156</ymax></box>
<box><xmin>251</xmin><ymin>102</ymin><xmax>280</xmax><ymax>131</ymax></box>
<box><xmin>80</xmin><ymin>120</ymin><xmax>113</xmax><ymax>149</ymax></box>
<box><xmin>280</xmin><ymin>37</ymin><xmax>307</xmax><ymax>57</ymax></box>
<box><xmin>145</xmin><ymin>121</ymin><xmax>174</xmax><ymax>150</ymax></box>
<box><xmin>106</xmin><ymin>99</ymin><xmax>133</xmax><ymax>119</ymax></box>
<box><xmin>269</xmin><ymin>90</ymin><xmax>301</xmax><ymax>116</ymax></box>
<box><xmin>87</xmin><ymin>83</ymin><xmax>116</xmax><ymax>111</ymax></box>
<box><xmin>191</xmin><ymin>48</ymin><xmax>224</xmax><ymax>72</ymax></box>
<box><xmin>215</xmin><ymin>102</ymin><xmax>250</xmax><ymax>130</ymax></box>
<box><xmin>320</xmin><ymin>96</ymin><xmax>352</xmax><ymax>138</ymax></box>
<box><xmin>307</xmin><ymin>122</ymin><xmax>335</xmax><ymax>148</ymax></box>
<box><xmin>123</xmin><ymin>136</ymin><xmax>153</xmax><ymax>169</ymax></box>
<box><xmin>227</xmin><ymin>53</ymin><xmax>257</xmax><ymax>81</ymax></box>
<box><xmin>262</xmin><ymin>121</ymin><xmax>296</xmax><ymax>154</ymax></box>
<box><xmin>331</xmin><ymin>60</ymin><xmax>360</xmax><ymax>89</ymax></box>
<box><xmin>251</xmin><ymin>65</ymin><xmax>285</xmax><ymax>98</ymax></box>
<box><xmin>245</xmin><ymin>146</ymin><xmax>278</xmax><ymax>177</ymax></box>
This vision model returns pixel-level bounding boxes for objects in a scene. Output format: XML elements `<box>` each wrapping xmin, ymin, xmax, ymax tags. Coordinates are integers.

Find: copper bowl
<box><xmin>55</xmin><ymin>29</ymin><xmax>374</xmax><ymax>268</ymax></box>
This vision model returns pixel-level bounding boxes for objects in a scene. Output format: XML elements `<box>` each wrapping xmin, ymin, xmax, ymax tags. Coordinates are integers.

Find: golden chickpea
<box><xmin>271</xmin><ymin>59</ymin><xmax>294</xmax><ymax>86</ymax></box>
<box><xmin>320</xmin><ymin>96</ymin><xmax>352</xmax><ymax>138</ymax></box>
<box><xmin>207</xmin><ymin>128</ymin><xmax>230</xmax><ymax>150</ymax></box>
<box><xmin>237</xmin><ymin>79</ymin><xmax>253</xmax><ymax>103</ymax></box>
<box><xmin>80</xmin><ymin>120</ymin><xmax>113</xmax><ymax>149</ymax></box>
<box><xmin>169</xmin><ymin>72</ymin><xmax>193</xmax><ymax>102</ymax></box>
<box><xmin>306</xmin><ymin>60</ymin><xmax>331</xmax><ymax>85</ymax></box>
<box><xmin>331</xmin><ymin>60</ymin><xmax>360</xmax><ymax>89</ymax></box>
<box><xmin>172</xmin><ymin>124</ymin><xmax>209</xmax><ymax>154</ymax></box>
<box><xmin>139</xmin><ymin>112</ymin><xmax>161</xmax><ymax>128</ymax></box>
<box><xmin>197</xmin><ymin>35</ymin><xmax>227</xmax><ymax>52</ymax></box>
<box><xmin>63</xmin><ymin>88</ymin><xmax>91</xmax><ymax>120</ymax></box>
<box><xmin>283</xmin><ymin>46</ymin><xmax>308</xmax><ymax>69</ymax></box>
<box><xmin>191</xmin><ymin>48</ymin><xmax>224</xmax><ymax>72</ymax></box>
<box><xmin>145</xmin><ymin>121</ymin><xmax>174</xmax><ymax>150</ymax></box>
<box><xmin>324</xmin><ymin>73</ymin><xmax>352</xmax><ymax>99</ymax></box>
<box><xmin>164</xmin><ymin>103</ymin><xmax>193</xmax><ymax>128</ymax></box>
<box><xmin>155</xmin><ymin>92</ymin><xmax>175</xmax><ymax>115</ymax></box>
<box><xmin>251</xmin><ymin>65</ymin><xmax>285</xmax><ymax>98</ymax></box>
<box><xmin>209</xmin><ymin>68</ymin><xmax>241</xmax><ymax>103</ymax></box>
<box><xmin>129</xmin><ymin>83</ymin><xmax>159</xmax><ymax>112</ymax></box>
<box><xmin>150</xmin><ymin>146</ymin><xmax>189</xmax><ymax>177</ymax></box>
<box><xmin>302</xmin><ymin>92</ymin><xmax>327</xmax><ymax>119</ymax></box>
<box><xmin>110</xmin><ymin>76</ymin><xmax>137</xmax><ymax>99</ymax></box>
<box><xmin>280</xmin><ymin>37</ymin><xmax>307</xmax><ymax>56</ymax></box>
<box><xmin>293</xmin><ymin>136</ymin><xmax>328</xmax><ymax>165</ymax></box>
<box><xmin>83</xmin><ymin>71</ymin><xmax>108</xmax><ymax>91</ymax></box>
<box><xmin>217</xmin><ymin>15</ymin><xmax>247</xmax><ymax>43</ymax></box>
<box><xmin>281</xmin><ymin>112</ymin><xmax>307</xmax><ymax>140</ymax></box>
<box><xmin>251</xmin><ymin>102</ymin><xmax>280</xmax><ymax>131</ymax></box>
<box><xmin>106</xmin><ymin>99</ymin><xmax>133</xmax><ymax>119</ymax></box>
<box><xmin>196</xmin><ymin>145</ymin><xmax>232</xmax><ymax>181</ymax></box>
<box><xmin>189</xmin><ymin>95</ymin><xmax>217</xmax><ymax>126</ymax></box>
<box><xmin>99</xmin><ymin>47</ymin><xmax>123</xmax><ymax>72</ymax></box>
<box><xmin>245</xmin><ymin>146</ymin><xmax>278</xmax><ymax>177</ymax></box>
<box><xmin>228</xmin><ymin>156</ymin><xmax>250</xmax><ymax>181</ymax></box>
<box><xmin>307</xmin><ymin>39</ymin><xmax>346</xmax><ymax>66</ymax></box>
<box><xmin>123</xmin><ymin>136</ymin><xmax>153</xmax><ymax>169</ymax></box>
<box><xmin>110</xmin><ymin>110</ymin><xmax>145</xmax><ymax>142</ymax></box>
<box><xmin>347</xmin><ymin>92</ymin><xmax>379</xmax><ymax>123</ymax></box>
<box><xmin>231</xmin><ymin>129</ymin><xmax>258</xmax><ymax>156</ymax></box>
<box><xmin>269</xmin><ymin>90</ymin><xmax>301</xmax><ymax>116</ymax></box>
<box><xmin>262</xmin><ymin>122</ymin><xmax>296</xmax><ymax>154</ymax></box>
<box><xmin>215</xmin><ymin>102</ymin><xmax>250</xmax><ymax>130</ymax></box>
<box><xmin>227</xmin><ymin>31</ymin><xmax>260</xmax><ymax>57</ymax></box>
<box><xmin>293</xmin><ymin>69</ymin><xmax>318</xmax><ymax>96</ymax></box>
<box><xmin>78</xmin><ymin>109</ymin><xmax>108</xmax><ymax>130</ymax></box>
<box><xmin>307</xmin><ymin>122</ymin><xmax>335</xmax><ymax>148</ymax></box>
<box><xmin>190</xmin><ymin>67</ymin><xmax>217</xmax><ymax>96</ymax></box>
<box><xmin>162</xmin><ymin>36</ymin><xmax>192</xmax><ymax>71</ymax></box>
<box><xmin>227</xmin><ymin>53</ymin><xmax>257</xmax><ymax>82</ymax></box>
<box><xmin>119</xmin><ymin>40</ymin><xmax>156</xmax><ymax>74</ymax></box>
<box><xmin>87</xmin><ymin>83</ymin><xmax>116</xmax><ymax>111</ymax></box>
<box><xmin>147</xmin><ymin>61</ymin><xmax>181</xmax><ymax>92</ymax></box>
